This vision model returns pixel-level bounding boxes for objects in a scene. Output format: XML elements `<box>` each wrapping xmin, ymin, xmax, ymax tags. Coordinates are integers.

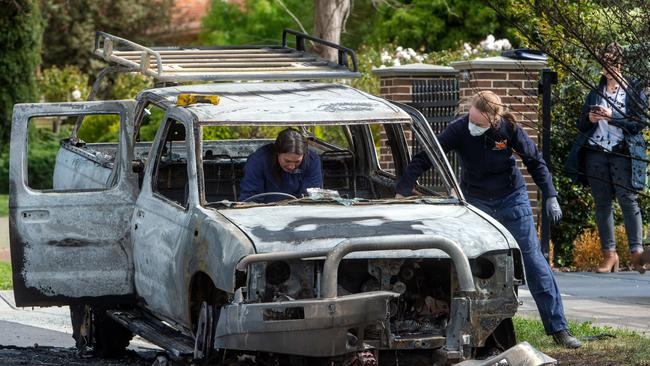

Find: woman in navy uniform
<box><xmin>239</xmin><ymin>128</ymin><xmax>322</xmax><ymax>202</ymax></box>
<box><xmin>396</xmin><ymin>91</ymin><xmax>581</xmax><ymax>349</ymax></box>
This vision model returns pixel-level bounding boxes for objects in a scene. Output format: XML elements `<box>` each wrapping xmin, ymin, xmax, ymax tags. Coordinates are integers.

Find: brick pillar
<box><xmin>450</xmin><ymin>56</ymin><xmax>548</xmax><ymax>217</ymax></box>
<box><xmin>372</xmin><ymin>63</ymin><xmax>459</xmax><ymax>173</ymax></box>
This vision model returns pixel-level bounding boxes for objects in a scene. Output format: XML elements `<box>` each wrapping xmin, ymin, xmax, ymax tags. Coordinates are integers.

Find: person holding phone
<box><xmin>566</xmin><ymin>42</ymin><xmax>649</xmax><ymax>273</ymax></box>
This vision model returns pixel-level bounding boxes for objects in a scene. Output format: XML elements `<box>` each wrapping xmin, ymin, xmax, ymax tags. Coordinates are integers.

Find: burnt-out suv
<box><xmin>8</xmin><ymin>30</ymin><xmax>556</xmax><ymax>365</ymax></box>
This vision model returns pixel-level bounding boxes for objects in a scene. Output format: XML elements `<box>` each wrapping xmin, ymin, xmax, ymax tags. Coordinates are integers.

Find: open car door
<box><xmin>9</xmin><ymin>101</ymin><xmax>138</xmax><ymax>306</ymax></box>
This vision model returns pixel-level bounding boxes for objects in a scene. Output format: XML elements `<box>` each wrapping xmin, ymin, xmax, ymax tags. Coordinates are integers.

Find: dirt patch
<box><xmin>0</xmin><ymin>249</ymin><xmax>9</xmax><ymax>263</ymax></box>
<box><xmin>547</xmin><ymin>349</ymin><xmax>650</xmax><ymax>366</ymax></box>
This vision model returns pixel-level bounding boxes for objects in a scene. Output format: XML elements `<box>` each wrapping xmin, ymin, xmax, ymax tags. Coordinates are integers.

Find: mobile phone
<box><xmin>589</xmin><ymin>105</ymin><xmax>602</xmax><ymax>112</ymax></box>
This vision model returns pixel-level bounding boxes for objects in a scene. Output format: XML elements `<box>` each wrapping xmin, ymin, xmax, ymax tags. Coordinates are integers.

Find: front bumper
<box><xmin>214</xmin><ymin>291</ymin><xmax>399</xmax><ymax>357</ymax></box>
<box><xmin>224</xmin><ymin>234</ymin><xmax>479</xmax><ymax>358</ymax></box>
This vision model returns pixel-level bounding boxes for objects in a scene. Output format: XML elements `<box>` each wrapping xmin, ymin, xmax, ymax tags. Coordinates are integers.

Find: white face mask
<box><xmin>468</xmin><ymin>121</ymin><xmax>490</xmax><ymax>136</ymax></box>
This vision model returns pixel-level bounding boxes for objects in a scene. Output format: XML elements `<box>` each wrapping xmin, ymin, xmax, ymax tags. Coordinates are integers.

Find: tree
<box><xmin>0</xmin><ymin>0</ymin><xmax>42</xmax><ymax>148</ymax></box>
<box><xmin>313</xmin><ymin>0</ymin><xmax>350</xmax><ymax>61</ymax></box>
<box><xmin>201</xmin><ymin>0</ymin><xmax>314</xmax><ymax>46</ymax></box>
<box><xmin>367</xmin><ymin>0</ymin><xmax>513</xmax><ymax>52</ymax></box>
<box><xmin>40</xmin><ymin>0</ymin><xmax>175</xmax><ymax>74</ymax></box>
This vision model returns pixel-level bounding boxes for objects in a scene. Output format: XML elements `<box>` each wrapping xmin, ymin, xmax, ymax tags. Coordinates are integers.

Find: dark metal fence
<box><xmin>408</xmin><ymin>78</ymin><xmax>460</xmax><ymax>189</ymax></box>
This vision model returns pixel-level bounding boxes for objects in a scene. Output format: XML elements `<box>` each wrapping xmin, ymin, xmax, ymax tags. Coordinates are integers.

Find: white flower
<box><xmin>480</xmin><ymin>34</ymin><xmax>497</xmax><ymax>51</ymax></box>
<box><xmin>71</xmin><ymin>89</ymin><xmax>82</xmax><ymax>101</ymax></box>
<box><xmin>494</xmin><ymin>39</ymin><xmax>512</xmax><ymax>51</ymax></box>
<box><xmin>392</xmin><ymin>59</ymin><xmax>401</xmax><ymax>66</ymax></box>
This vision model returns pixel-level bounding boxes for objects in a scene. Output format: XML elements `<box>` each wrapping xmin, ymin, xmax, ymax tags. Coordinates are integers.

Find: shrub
<box><xmin>0</xmin><ymin>0</ymin><xmax>42</xmax><ymax>147</ymax></box>
<box><xmin>572</xmin><ymin>226</ymin><xmax>632</xmax><ymax>271</ymax></box>
<box><xmin>38</xmin><ymin>65</ymin><xmax>89</xmax><ymax>103</ymax></box>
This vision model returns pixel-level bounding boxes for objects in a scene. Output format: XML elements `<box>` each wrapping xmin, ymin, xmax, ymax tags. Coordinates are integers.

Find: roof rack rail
<box><xmin>93</xmin><ymin>29</ymin><xmax>360</xmax><ymax>82</ymax></box>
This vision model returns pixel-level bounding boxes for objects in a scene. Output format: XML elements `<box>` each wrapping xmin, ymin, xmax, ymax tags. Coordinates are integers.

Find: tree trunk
<box><xmin>313</xmin><ymin>0</ymin><xmax>350</xmax><ymax>62</ymax></box>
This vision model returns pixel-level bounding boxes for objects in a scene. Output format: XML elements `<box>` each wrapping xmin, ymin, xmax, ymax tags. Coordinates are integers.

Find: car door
<box><xmin>9</xmin><ymin>100</ymin><xmax>139</xmax><ymax>306</ymax></box>
<box><xmin>131</xmin><ymin>108</ymin><xmax>198</xmax><ymax>324</ymax></box>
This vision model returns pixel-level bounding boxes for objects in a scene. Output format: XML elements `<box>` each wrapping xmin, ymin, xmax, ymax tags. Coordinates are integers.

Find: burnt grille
<box><xmin>409</xmin><ymin>78</ymin><xmax>460</xmax><ymax>189</ymax></box>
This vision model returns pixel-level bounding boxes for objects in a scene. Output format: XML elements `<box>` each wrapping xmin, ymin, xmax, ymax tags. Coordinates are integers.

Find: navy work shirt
<box><xmin>396</xmin><ymin>115</ymin><xmax>557</xmax><ymax>200</ymax></box>
<box><xmin>239</xmin><ymin>144</ymin><xmax>323</xmax><ymax>202</ymax></box>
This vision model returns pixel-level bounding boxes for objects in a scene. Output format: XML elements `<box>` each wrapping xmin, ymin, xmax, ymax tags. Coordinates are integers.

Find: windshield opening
<box><xmin>198</xmin><ymin>122</ymin><xmax>455</xmax><ymax>207</ymax></box>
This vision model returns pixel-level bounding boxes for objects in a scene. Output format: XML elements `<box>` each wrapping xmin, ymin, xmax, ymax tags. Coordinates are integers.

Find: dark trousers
<box><xmin>466</xmin><ymin>186</ymin><xmax>568</xmax><ymax>335</ymax></box>
<box><xmin>584</xmin><ymin>149</ymin><xmax>643</xmax><ymax>253</ymax></box>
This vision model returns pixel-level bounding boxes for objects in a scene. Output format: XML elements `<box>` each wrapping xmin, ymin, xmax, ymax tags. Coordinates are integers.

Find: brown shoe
<box><xmin>596</xmin><ymin>250</ymin><xmax>619</xmax><ymax>273</ymax></box>
<box><xmin>630</xmin><ymin>252</ymin><xmax>647</xmax><ymax>274</ymax></box>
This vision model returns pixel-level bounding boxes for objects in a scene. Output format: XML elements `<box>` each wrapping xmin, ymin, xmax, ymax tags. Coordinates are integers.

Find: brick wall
<box><xmin>374</xmin><ymin>65</ymin><xmax>459</xmax><ymax>174</ymax></box>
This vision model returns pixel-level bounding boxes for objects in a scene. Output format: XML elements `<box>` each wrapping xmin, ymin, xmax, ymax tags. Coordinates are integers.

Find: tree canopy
<box><xmin>0</xmin><ymin>0</ymin><xmax>42</xmax><ymax>147</ymax></box>
<box><xmin>201</xmin><ymin>0</ymin><xmax>512</xmax><ymax>51</ymax></box>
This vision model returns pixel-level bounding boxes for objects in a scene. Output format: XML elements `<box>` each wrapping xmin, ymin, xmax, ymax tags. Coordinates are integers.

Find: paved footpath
<box><xmin>519</xmin><ymin>271</ymin><xmax>650</xmax><ymax>335</ymax></box>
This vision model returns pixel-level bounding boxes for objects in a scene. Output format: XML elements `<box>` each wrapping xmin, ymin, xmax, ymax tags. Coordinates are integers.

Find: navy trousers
<box><xmin>466</xmin><ymin>186</ymin><xmax>568</xmax><ymax>335</ymax></box>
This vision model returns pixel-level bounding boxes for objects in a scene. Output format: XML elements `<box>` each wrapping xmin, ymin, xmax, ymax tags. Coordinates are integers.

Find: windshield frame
<box><xmin>195</xmin><ymin>118</ymin><xmax>462</xmax><ymax>209</ymax></box>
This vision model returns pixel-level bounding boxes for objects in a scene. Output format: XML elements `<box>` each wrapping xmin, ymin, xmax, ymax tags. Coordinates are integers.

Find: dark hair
<box><xmin>270</xmin><ymin>128</ymin><xmax>308</xmax><ymax>182</ymax></box>
<box><xmin>603</xmin><ymin>42</ymin><xmax>624</xmax><ymax>66</ymax></box>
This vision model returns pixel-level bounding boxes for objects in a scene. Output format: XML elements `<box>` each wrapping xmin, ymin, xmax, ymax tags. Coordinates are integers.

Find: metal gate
<box><xmin>409</xmin><ymin>78</ymin><xmax>460</xmax><ymax>190</ymax></box>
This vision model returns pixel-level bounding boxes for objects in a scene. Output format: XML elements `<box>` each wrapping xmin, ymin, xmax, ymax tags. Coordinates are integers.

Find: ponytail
<box><xmin>471</xmin><ymin>91</ymin><xmax>518</xmax><ymax>130</ymax></box>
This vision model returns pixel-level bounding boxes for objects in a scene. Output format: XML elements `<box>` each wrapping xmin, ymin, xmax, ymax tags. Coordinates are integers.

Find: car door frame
<box><xmin>131</xmin><ymin>107</ymin><xmax>200</xmax><ymax>325</ymax></box>
<box><xmin>9</xmin><ymin>100</ymin><xmax>139</xmax><ymax>307</ymax></box>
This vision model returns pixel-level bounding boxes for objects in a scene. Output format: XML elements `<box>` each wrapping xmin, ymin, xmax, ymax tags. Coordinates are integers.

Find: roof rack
<box><xmin>93</xmin><ymin>29</ymin><xmax>360</xmax><ymax>82</ymax></box>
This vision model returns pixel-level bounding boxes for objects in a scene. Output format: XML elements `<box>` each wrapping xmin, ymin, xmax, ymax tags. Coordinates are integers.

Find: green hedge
<box><xmin>0</xmin><ymin>0</ymin><xmax>42</xmax><ymax>194</ymax></box>
<box><xmin>0</xmin><ymin>0</ymin><xmax>42</xmax><ymax>147</ymax></box>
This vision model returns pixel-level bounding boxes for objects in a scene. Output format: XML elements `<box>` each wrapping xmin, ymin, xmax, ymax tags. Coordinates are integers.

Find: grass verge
<box><xmin>0</xmin><ymin>261</ymin><xmax>11</xmax><ymax>290</ymax></box>
<box><xmin>0</xmin><ymin>194</ymin><xmax>7</xmax><ymax>217</ymax></box>
<box><xmin>515</xmin><ymin>316</ymin><xmax>650</xmax><ymax>365</ymax></box>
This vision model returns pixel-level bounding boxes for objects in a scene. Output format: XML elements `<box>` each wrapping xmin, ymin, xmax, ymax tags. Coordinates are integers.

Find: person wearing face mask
<box><xmin>566</xmin><ymin>42</ymin><xmax>649</xmax><ymax>273</ymax></box>
<box><xmin>239</xmin><ymin>128</ymin><xmax>322</xmax><ymax>202</ymax></box>
<box><xmin>395</xmin><ymin>91</ymin><xmax>580</xmax><ymax>349</ymax></box>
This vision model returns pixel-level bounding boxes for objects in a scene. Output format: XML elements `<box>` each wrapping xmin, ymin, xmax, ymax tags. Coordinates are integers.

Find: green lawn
<box><xmin>515</xmin><ymin>316</ymin><xmax>650</xmax><ymax>365</ymax></box>
<box><xmin>0</xmin><ymin>194</ymin><xmax>7</xmax><ymax>217</ymax></box>
<box><xmin>0</xmin><ymin>262</ymin><xmax>11</xmax><ymax>290</ymax></box>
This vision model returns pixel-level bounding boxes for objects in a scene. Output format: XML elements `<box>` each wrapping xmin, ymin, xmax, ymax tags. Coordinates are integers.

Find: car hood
<box><xmin>219</xmin><ymin>203</ymin><xmax>517</xmax><ymax>259</ymax></box>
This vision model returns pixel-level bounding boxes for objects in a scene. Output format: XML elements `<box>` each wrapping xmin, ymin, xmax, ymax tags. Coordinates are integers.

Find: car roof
<box><xmin>139</xmin><ymin>82</ymin><xmax>412</xmax><ymax>125</ymax></box>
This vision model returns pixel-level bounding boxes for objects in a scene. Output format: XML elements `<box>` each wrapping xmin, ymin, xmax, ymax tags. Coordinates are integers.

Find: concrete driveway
<box><xmin>519</xmin><ymin>271</ymin><xmax>650</xmax><ymax>335</ymax></box>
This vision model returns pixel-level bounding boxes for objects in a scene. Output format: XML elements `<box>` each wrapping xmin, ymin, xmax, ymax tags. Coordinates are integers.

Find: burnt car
<box><xmin>8</xmin><ymin>30</ymin><xmax>555</xmax><ymax>365</ymax></box>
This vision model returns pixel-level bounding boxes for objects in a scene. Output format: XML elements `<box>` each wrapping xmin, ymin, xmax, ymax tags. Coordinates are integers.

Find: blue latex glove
<box><xmin>546</xmin><ymin>196</ymin><xmax>562</xmax><ymax>224</ymax></box>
